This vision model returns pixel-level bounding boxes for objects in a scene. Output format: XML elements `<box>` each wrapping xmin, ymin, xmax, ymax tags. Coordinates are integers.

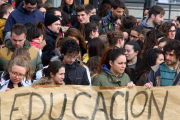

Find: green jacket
<box><xmin>93</xmin><ymin>69</ymin><xmax>131</xmax><ymax>87</ymax></box>
<box><xmin>0</xmin><ymin>40</ymin><xmax>43</xmax><ymax>74</ymax></box>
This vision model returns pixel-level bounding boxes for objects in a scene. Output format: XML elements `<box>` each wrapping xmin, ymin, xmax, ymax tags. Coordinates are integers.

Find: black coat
<box><xmin>59</xmin><ymin>56</ymin><xmax>90</xmax><ymax>85</ymax></box>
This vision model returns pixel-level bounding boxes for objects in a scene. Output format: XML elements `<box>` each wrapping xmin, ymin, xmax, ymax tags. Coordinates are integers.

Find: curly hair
<box><xmin>135</xmin><ymin>48</ymin><xmax>164</xmax><ymax>85</ymax></box>
<box><xmin>164</xmin><ymin>39</ymin><xmax>180</xmax><ymax>58</ymax></box>
<box><xmin>60</xmin><ymin>38</ymin><xmax>80</xmax><ymax>55</ymax></box>
<box><xmin>107</xmin><ymin>30</ymin><xmax>124</xmax><ymax>47</ymax></box>
<box><xmin>158</xmin><ymin>22</ymin><xmax>176</xmax><ymax>38</ymax></box>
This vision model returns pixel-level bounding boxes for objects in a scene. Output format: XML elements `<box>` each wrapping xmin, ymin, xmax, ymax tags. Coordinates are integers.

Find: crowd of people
<box><xmin>0</xmin><ymin>0</ymin><xmax>179</xmax><ymax>91</ymax></box>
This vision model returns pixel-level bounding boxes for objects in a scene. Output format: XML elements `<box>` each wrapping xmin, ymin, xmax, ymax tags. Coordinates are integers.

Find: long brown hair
<box><xmin>65</xmin><ymin>28</ymin><xmax>87</xmax><ymax>50</ymax></box>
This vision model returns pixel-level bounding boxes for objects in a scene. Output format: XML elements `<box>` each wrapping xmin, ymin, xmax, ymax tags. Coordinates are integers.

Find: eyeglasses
<box><xmin>130</xmin><ymin>34</ymin><xmax>139</xmax><ymax>39</ymax></box>
<box><xmin>56</xmin><ymin>15</ymin><xmax>63</xmax><ymax>20</ymax></box>
<box><xmin>26</xmin><ymin>5</ymin><xmax>36</xmax><ymax>10</ymax></box>
<box><xmin>66</xmin><ymin>55</ymin><xmax>78</xmax><ymax>59</ymax></box>
<box><xmin>115</xmin><ymin>22</ymin><xmax>121</xmax><ymax>26</ymax></box>
<box><xmin>10</xmin><ymin>70</ymin><xmax>25</xmax><ymax>78</ymax></box>
<box><xmin>168</xmin><ymin>30</ymin><xmax>176</xmax><ymax>33</ymax></box>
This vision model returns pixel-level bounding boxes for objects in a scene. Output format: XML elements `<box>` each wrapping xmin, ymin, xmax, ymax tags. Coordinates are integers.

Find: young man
<box><xmin>42</xmin><ymin>13</ymin><xmax>61</xmax><ymax>66</ymax></box>
<box><xmin>71</xmin><ymin>4</ymin><xmax>103</xmax><ymax>35</ymax></box>
<box><xmin>86</xmin><ymin>4</ymin><xmax>96</xmax><ymax>16</ymax></box>
<box><xmin>60</xmin><ymin>39</ymin><xmax>90</xmax><ymax>85</ymax></box>
<box><xmin>139</xmin><ymin>5</ymin><xmax>165</xmax><ymax>29</ymax></box>
<box><xmin>0</xmin><ymin>24</ymin><xmax>43</xmax><ymax>74</ymax></box>
<box><xmin>102</xmin><ymin>0</ymin><xmax>126</xmax><ymax>32</ymax></box>
<box><xmin>3</xmin><ymin>0</ymin><xmax>44</xmax><ymax>42</ymax></box>
<box><xmin>0</xmin><ymin>3</ymin><xmax>13</xmax><ymax>43</ymax></box>
<box><xmin>145</xmin><ymin>40</ymin><xmax>180</xmax><ymax>87</ymax></box>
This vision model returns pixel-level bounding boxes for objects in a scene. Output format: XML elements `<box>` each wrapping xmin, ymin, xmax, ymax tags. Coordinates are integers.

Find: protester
<box><xmin>86</xmin><ymin>4</ymin><xmax>96</xmax><ymax>16</ymax></box>
<box><xmin>145</xmin><ymin>40</ymin><xmax>180</xmax><ymax>87</ymax></box>
<box><xmin>59</xmin><ymin>0</ymin><xmax>76</xmax><ymax>18</ymax></box>
<box><xmin>139</xmin><ymin>5</ymin><xmax>165</xmax><ymax>29</ymax></box>
<box><xmin>107</xmin><ymin>30</ymin><xmax>125</xmax><ymax>49</ymax></box>
<box><xmin>65</xmin><ymin>28</ymin><xmax>87</xmax><ymax>57</ymax></box>
<box><xmin>0</xmin><ymin>56</ymin><xmax>32</xmax><ymax>91</ymax></box>
<box><xmin>86</xmin><ymin>56</ymin><xmax>101</xmax><ymax>84</ymax></box>
<box><xmin>143</xmin><ymin>8</ymin><xmax>150</xmax><ymax>17</ymax></box>
<box><xmin>85</xmin><ymin>23</ymin><xmax>99</xmax><ymax>42</ymax></box>
<box><xmin>3</xmin><ymin>48</ymin><xmax>35</xmax><ymax>86</ymax></box>
<box><xmin>46</xmin><ymin>7</ymin><xmax>62</xmax><ymax>21</ymax></box>
<box><xmin>114</xmin><ymin>18</ymin><xmax>121</xmax><ymax>31</ymax></box>
<box><xmin>70</xmin><ymin>4</ymin><xmax>91</xmax><ymax>33</ymax></box>
<box><xmin>32</xmin><ymin>61</ymin><xmax>65</xmax><ymax>85</ymax></box>
<box><xmin>102</xmin><ymin>0</ymin><xmax>126</xmax><ymax>32</ymax></box>
<box><xmin>0</xmin><ymin>3</ymin><xmax>13</xmax><ymax>44</ymax></box>
<box><xmin>0</xmin><ymin>24</ymin><xmax>43</xmax><ymax>74</ymax></box>
<box><xmin>83</xmin><ymin>37</ymin><xmax>105</xmax><ymax>63</ymax></box>
<box><xmin>125</xmin><ymin>41</ymin><xmax>141</xmax><ymax>84</ymax></box>
<box><xmin>158</xmin><ymin>22</ymin><xmax>176</xmax><ymax>39</ymax></box>
<box><xmin>129</xmin><ymin>26</ymin><xmax>143</xmax><ymax>41</ymax></box>
<box><xmin>121</xmin><ymin>15</ymin><xmax>137</xmax><ymax>30</ymax></box>
<box><xmin>37</xmin><ymin>4</ymin><xmax>46</xmax><ymax>17</ymax></box>
<box><xmin>98</xmin><ymin>3</ymin><xmax>111</xmax><ymax>18</ymax></box>
<box><xmin>3</xmin><ymin>0</ymin><xmax>44</xmax><ymax>42</ymax></box>
<box><xmin>24</xmin><ymin>23</ymin><xmax>42</xmax><ymax>52</ymax></box>
<box><xmin>93</xmin><ymin>48</ymin><xmax>135</xmax><ymax>88</ymax></box>
<box><xmin>140</xmin><ymin>30</ymin><xmax>158</xmax><ymax>58</ymax></box>
<box><xmin>139</xmin><ymin>29</ymin><xmax>149</xmax><ymax>43</ymax></box>
<box><xmin>158</xmin><ymin>37</ymin><xmax>170</xmax><ymax>51</ymax></box>
<box><xmin>61</xmin><ymin>12</ymin><xmax>71</xmax><ymax>33</ymax></box>
<box><xmin>135</xmin><ymin>49</ymin><xmax>164</xmax><ymax>86</ymax></box>
<box><xmin>41</xmin><ymin>13</ymin><xmax>61</xmax><ymax>66</ymax></box>
<box><xmin>36</xmin><ymin>22</ymin><xmax>46</xmax><ymax>50</ymax></box>
<box><xmin>58</xmin><ymin>39</ymin><xmax>90</xmax><ymax>85</ymax></box>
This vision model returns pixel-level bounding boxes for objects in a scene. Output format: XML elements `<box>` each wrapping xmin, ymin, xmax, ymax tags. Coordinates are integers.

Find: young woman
<box><xmin>107</xmin><ymin>30</ymin><xmax>125</xmax><ymax>49</ymax></box>
<box><xmin>85</xmin><ymin>23</ymin><xmax>99</xmax><ymax>42</ymax></box>
<box><xmin>3</xmin><ymin>48</ymin><xmax>33</xmax><ymax>86</ymax></box>
<box><xmin>140</xmin><ymin>30</ymin><xmax>158</xmax><ymax>58</ymax></box>
<box><xmin>129</xmin><ymin>26</ymin><xmax>143</xmax><ymax>41</ymax></box>
<box><xmin>33</xmin><ymin>61</ymin><xmax>65</xmax><ymax>85</ymax></box>
<box><xmin>83</xmin><ymin>37</ymin><xmax>105</xmax><ymax>63</ymax></box>
<box><xmin>158</xmin><ymin>22</ymin><xmax>176</xmax><ymax>39</ymax></box>
<box><xmin>135</xmin><ymin>49</ymin><xmax>164</xmax><ymax>86</ymax></box>
<box><xmin>114</xmin><ymin>18</ymin><xmax>121</xmax><ymax>31</ymax></box>
<box><xmin>65</xmin><ymin>28</ymin><xmax>87</xmax><ymax>57</ymax></box>
<box><xmin>125</xmin><ymin>41</ymin><xmax>141</xmax><ymax>84</ymax></box>
<box><xmin>0</xmin><ymin>56</ymin><xmax>32</xmax><ymax>91</ymax></box>
<box><xmin>59</xmin><ymin>0</ymin><xmax>76</xmax><ymax>18</ymax></box>
<box><xmin>93</xmin><ymin>48</ymin><xmax>135</xmax><ymax>88</ymax></box>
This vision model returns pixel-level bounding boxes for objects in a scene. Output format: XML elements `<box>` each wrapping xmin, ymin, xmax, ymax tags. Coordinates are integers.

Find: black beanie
<box><xmin>44</xmin><ymin>13</ymin><xmax>60</xmax><ymax>27</ymax></box>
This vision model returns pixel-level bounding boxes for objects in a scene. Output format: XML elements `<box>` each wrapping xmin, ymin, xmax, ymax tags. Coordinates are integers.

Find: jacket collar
<box><xmin>5</xmin><ymin>39</ymin><xmax>31</xmax><ymax>52</ymax></box>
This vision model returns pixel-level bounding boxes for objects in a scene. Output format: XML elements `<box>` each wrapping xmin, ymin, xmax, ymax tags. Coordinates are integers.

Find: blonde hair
<box><xmin>8</xmin><ymin>56</ymin><xmax>33</xmax><ymax>81</ymax></box>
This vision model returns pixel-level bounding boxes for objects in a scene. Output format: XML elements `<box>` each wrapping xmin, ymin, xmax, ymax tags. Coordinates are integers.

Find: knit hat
<box><xmin>44</xmin><ymin>13</ymin><xmax>60</xmax><ymax>27</ymax></box>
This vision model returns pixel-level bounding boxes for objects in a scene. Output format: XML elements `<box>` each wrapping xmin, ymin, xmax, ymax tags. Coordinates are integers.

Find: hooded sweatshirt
<box><xmin>139</xmin><ymin>17</ymin><xmax>155</xmax><ymax>30</ymax></box>
<box><xmin>93</xmin><ymin>65</ymin><xmax>131</xmax><ymax>87</ymax></box>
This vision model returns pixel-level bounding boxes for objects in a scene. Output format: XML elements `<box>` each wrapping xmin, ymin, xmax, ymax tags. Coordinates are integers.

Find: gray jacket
<box><xmin>139</xmin><ymin>17</ymin><xmax>155</xmax><ymax>30</ymax></box>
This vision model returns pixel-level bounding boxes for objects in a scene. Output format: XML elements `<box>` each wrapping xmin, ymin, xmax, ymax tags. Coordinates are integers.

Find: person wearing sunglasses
<box><xmin>3</xmin><ymin>0</ymin><xmax>44</xmax><ymax>42</ymax></box>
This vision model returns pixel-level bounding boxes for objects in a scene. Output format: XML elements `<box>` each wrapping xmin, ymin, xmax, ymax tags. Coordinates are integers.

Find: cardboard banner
<box><xmin>0</xmin><ymin>85</ymin><xmax>179</xmax><ymax>120</ymax></box>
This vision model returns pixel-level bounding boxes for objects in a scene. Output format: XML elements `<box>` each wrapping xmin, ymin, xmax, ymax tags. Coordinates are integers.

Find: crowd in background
<box><xmin>0</xmin><ymin>0</ymin><xmax>180</xmax><ymax>91</ymax></box>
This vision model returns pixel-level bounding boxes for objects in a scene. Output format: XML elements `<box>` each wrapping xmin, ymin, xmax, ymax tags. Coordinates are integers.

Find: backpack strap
<box><xmin>173</xmin><ymin>72</ymin><xmax>180</xmax><ymax>85</ymax></box>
